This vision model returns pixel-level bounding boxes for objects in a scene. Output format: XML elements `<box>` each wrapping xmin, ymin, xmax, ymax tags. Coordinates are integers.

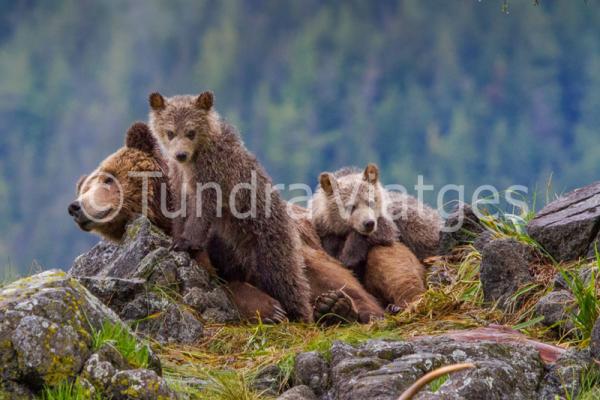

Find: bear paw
<box><xmin>313</xmin><ymin>290</ymin><xmax>359</xmax><ymax>326</ymax></box>
<box><xmin>385</xmin><ymin>303</ymin><xmax>402</xmax><ymax>315</ymax></box>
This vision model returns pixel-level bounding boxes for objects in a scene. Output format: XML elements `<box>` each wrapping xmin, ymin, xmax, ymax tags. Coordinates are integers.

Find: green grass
<box><xmin>38</xmin><ymin>379</ymin><xmax>100</xmax><ymax>400</ymax></box>
<box><xmin>564</xmin><ymin>364</ymin><xmax>600</xmax><ymax>400</ymax></box>
<box><xmin>91</xmin><ymin>321</ymin><xmax>150</xmax><ymax>369</ymax></box>
<box><xmin>428</xmin><ymin>374</ymin><xmax>449</xmax><ymax>393</ymax></box>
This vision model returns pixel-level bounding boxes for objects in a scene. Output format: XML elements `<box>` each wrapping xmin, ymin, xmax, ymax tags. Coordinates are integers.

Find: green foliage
<box><xmin>1</xmin><ymin>1</ymin><xmax>599</xmax><ymax>272</ymax></box>
<box><xmin>428</xmin><ymin>373</ymin><xmax>449</xmax><ymax>393</ymax></box>
<box><xmin>39</xmin><ymin>379</ymin><xmax>100</xmax><ymax>400</ymax></box>
<box><xmin>91</xmin><ymin>321</ymin><xmax>150</xmax><ymax>369</ymax></box>
<box><xmin>565</xmin><ymin>364</ymin><xmax>600</xmax><ymax>400</ymax></box>
<box><xmin>559</xmin><ymin>251</ymin><xmax>600</xmax><ymax>345</ymax></box>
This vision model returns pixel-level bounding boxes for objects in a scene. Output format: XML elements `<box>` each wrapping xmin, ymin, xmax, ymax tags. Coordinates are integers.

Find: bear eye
<box><xmin>186</xmin><ymin>130</ymin><xmax>196</xmax><ymax>140</ymax></box>
<box><xmin>166</xmin><ymin>130</ymin><xmax>175</xmax><ymax>140</ymax></box>
<box><xmin>103</xmin><ymin>176</ymin><xmax>114</xmax><ymax>185</ymax></box>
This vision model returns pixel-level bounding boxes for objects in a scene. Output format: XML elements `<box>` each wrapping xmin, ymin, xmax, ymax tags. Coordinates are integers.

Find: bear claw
<box><xmin>313</xmin><ymin>289</ymin><xmax>359</xmax><ymax>326</ymax></box>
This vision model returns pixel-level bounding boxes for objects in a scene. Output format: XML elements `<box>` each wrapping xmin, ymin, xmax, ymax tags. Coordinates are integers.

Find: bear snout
<box><xmin>175</xmin><ymin>151</ymin><xmax>188</xmax><ymax>162</ymax></box>
<box><xmin>363</xmin><ymin>219</ymin><xmax>375</xmax><ymax>233</ymax></box>
<box><xmin>68</xmin><ymin>201</ymin><xmax>82</xmax><ymax>217</ymax></box>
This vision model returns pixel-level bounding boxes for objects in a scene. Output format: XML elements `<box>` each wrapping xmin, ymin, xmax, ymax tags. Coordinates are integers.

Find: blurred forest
<box><xmin>0</xmin><ymin>0</ymin><xmax>599</xmax><ymax>273</ymax></box>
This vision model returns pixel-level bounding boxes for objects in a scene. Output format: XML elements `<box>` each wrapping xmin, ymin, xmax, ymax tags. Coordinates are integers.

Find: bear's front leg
<box><xmin>339</xmin><ymin>231</ymin><xmax>370</xmax><ymax>277</ymax></box>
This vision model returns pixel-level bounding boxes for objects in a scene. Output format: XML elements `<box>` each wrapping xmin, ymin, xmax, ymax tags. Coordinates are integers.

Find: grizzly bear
<box><xmin>70</xmin><ymin>121</ymin><xmax>383</xmax><ymax>324</ymax></box>
<box><xmin>147</xmin><ymin>91</ymin><xmax>314</xmax><ymax>321</ymax></box>
<box><xmin>313</xmin><ymin>164</ymin><xmax>442</xmax><ymax>262</ymax></box>
<box><xmin>311</xmin><ymin>164</ymin><xmax>433</xmax><ymax>308</ymax></box>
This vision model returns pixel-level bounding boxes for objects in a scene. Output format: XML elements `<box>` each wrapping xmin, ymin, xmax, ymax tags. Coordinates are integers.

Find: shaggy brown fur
<box><xmin>312</xmin><ymin>164</ymin><xmax>442</xmax><ymax>262</ymax></box>
<box><xmin>311</xmin><ymin>164</ymin><xmax>432</xmax><ymax>308</ymax></box>
<box><xmin>148</xmin><ymin>91</ymin><xmax>312</xmax><ymax>321</ymax></box>
<box><xmin>69</xmin><ymin>122</ymin><xmax>170</xmax><ymax>242</ymax></box>
<box><xmin>364</xmin><ymin>243</ymin><xmax>425</xmax><ymax>308</ymax></box>
<box><xmin>71</xmin><ymin>122</ymin><xmax>383</xmax><ymax>324</ymax></box>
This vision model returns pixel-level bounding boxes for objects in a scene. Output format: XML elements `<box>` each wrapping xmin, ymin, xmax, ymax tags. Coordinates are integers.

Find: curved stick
<box><xmin>397</xmin><ymin>362</ymin><xmax>476</xmax><ymax>400</ymax></box>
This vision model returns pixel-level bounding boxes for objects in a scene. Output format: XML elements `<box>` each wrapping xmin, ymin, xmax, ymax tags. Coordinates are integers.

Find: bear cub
<box><xmin>148</xmin><ymin>91</ymin><xmax>312</xmax><ymax>321</ymax></box>
<box><xmin>311</xmin><ymin>164</ymin><xmax>432</xmax><ymax>308</ymax></box>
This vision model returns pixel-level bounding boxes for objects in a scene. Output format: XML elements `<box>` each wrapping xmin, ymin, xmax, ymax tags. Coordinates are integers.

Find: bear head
<box><xmin>148</xmin><ymin>90</ymin><xmax>219</xmax><ymax>166</ymax></box>
<box><xmin>68</xmin><ymin>122</ymin><xmax>171</xmax><ymax>241</ymax></box>
<box><xmin>312</xmin><ymin>164</ymin><xmax>389</xmax><ymax>237</ymax></box>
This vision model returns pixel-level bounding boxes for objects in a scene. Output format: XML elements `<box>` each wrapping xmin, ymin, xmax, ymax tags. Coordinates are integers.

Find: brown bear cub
<box><xmin>311</xmin><ymin>164</ymin><xmax>434</xmax><ymax>308</ymax></box>
<box><xmin>148</xmin><ymin>91</ymin><xmax>312</xmax><ymax>321</ymax></box>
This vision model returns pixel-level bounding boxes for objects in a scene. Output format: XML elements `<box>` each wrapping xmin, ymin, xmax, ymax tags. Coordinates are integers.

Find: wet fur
<box><xmin>149</xmin><ymin>93</ymin><xmax>312</xmax><ymax>321</ymax></box>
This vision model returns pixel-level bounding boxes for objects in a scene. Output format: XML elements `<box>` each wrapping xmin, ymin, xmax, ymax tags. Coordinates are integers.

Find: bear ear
<box><xmin>125</xmin><ymin>122</ymin><xmax>157</xmax><ymax>154</ymax></box>
<box><xmin>319</xmin><ymin>172</ymin><xmax>335</xmax><ymax>195</ymax></box>
<box><xmin>363</xmin><ymin>163</ymin><xmax>379</xmax><ymax>184</ymax></box>
<box><xmin>149</xmin><ymin>92</ymin><xmax>166</xmax><ymax>111</ymax></box>
<box><xmin>195</xmin><ymin>91</ymin><xmax>214</xmax><ymax>110</ymax></box>
<box><xmin>76</xmin><ymin>175</ymin><xmax>88</xmax><ymax>194</ymax></box>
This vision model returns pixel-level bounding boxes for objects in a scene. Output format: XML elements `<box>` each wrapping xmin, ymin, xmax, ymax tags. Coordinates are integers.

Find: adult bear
<box><xmin>69</xmin><ymin>122</ymin><xmax>383</xmax><ymax>324</ymax></box>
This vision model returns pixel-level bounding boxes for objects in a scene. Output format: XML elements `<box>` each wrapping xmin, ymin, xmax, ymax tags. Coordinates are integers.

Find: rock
<box><xmin>70</xmin><ymin>217</ymin><xmax>171</xmax><ymax>279</ymax></box>
<box><xmin>108</xmin><ymin>369</ymin><xmax>177</xmax><ymax>400</ymax></box>
<box><xmin>69</xmin><ymin>216</ymin><xmax>238</xmax><ymax>343</ymax></box>
<box><xmin>0</xmin><ymin>270</ymin><xmax>121</xmax><ymax>389</ymax></box>
<box><xmin>183</xmin><ymin>286</ymin><xmax>239</xmax><ymax>323</ymax></box>
<box><xmin>538</xmin><ymin>349</ymin><xmax>592</xmax><ymax>400</ymax></box>
<box><xmin>121</xmin><ymin>293</ymin><xmax>170</xmax><ymax>322</ymax></box>
<box><xmin>134</xmin><ymin>304</ymin><xmax>203</xmax><ymax>345</ymax></box>
<box><xmin>0</xmin><ymin>380</ymin><xmax>34</xmax><ymax>399</ymax></box>
<box><xmin>527</xmin><ymin>181</ymin><xmax>600</xmax><ymax>262</ymax></box>
<box><xmin>323</xmin><ymin>329</ymin><xmax>555</xmax><ymax>400</ymax></box>
<box><xmin>77</xmin><ymin>277</ymin><xmax>146</xmax><ymax>314</ymax></box>
<box><xmin>473</xmin><ymin>230</ymin><xmax>495</xmax><ymax>252</ymax></box>
<box><xmin>535</xmin><ymin>290</ymin><xmax>576</xmax><ymax>333</ymax></box>
<box><xmin>80</xmin><ymin>351</ymin><xmax>119</xmax><ymax>392</ymax></box>
<box><xmin>293</xmin><ymin>352</ymin><xmax>329</xmax><ymax>396</ymax></box>
<box><xmin>252</xmin><ymin>365</ymin><xmax>284</xmax><ymax>396</ymax></box>
<box><xmin>439</xmin><ymin>203</ymin><xmax>485</xmax><ymax>254</ymax></box>
<box><xmin>356</xmin><ymin>339</ymin><xmax>414</xmax><ymax>361</ymax></box>
<box><xmin>480</xmin><ymin>239</ymin><xmax>533</xmax><ymax>308</ymax></box>
<box><xmin>590</xmin><ymin>317</ymin><xmax>600</xmax><ymax>360</ymax></box>
<box><xmin>135</xmin><ymin>248</ymin><xmax>180</xmax><ymax>290</ymax></box>
<box><xmin>277</xmin><ymin>385</ymin><xmax>318</xmax><ymax>400</ymax></box>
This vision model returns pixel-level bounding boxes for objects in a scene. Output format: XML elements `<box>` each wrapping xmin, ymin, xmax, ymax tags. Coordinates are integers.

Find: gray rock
<box><xmin>527</xmin><ymin>182</ymin><xmax>600</xmax><ymax>262</ymax></box>
<box><xmin>293</xmin><ymin>352</ymin><xmax>329</xmax><ymax>396</ymax></box>
<box><xmin>0</xmin><ymin>380</ymin><xmax>34</xmax><ymax>399</ymax></box>
<box><xmin>473</xmin><ymin>230</ymin><xmax>495</xmax><ymax>252</ymax></box>
<box><xmin>81</xmin><ymin>351</ymin><xmax>118</xmax><ymax>392</ymax></box>
<box><xmin>357</xmin><ymin>340</ymin><xmax>414</xmax><ymax>361</ymax></box>
<box><xmin>136</xmin><ymin>248</ymin><xmax>180</xmax><ymax>290</ymax></box>
<box><xmin>480</xmin><ymin>239</ymin><xmax>533</xmax><ymax>308</ymax></box>
<box><xmin>535</xmin><ymin>290</ymin><xmax>576</xmax><ymax>333</ymax></box>
<box><xmin>277</xmin><ymin>385</ymin><xmax>318</xmax><ymax>400</ymax></box>
<box><xmin>108</xmin><ymin>369</ymin><xmax>177</xmax><ymax>400</ymax></box>
<box><xmin>590</xmin><ymin>317</ymin><xmax>600</xmax><ymax>360</ymax></box>
<box><xmin>0</xmin><ymin>270</ymin><xmax>121</xmax><ymax>389</ymax></box>
<box><xmin>121</xmin><ymin>293</ymin><xmax>170</xmax><ymax>321</ymax></box>
<box><xmin>538</xmin><ymin>349</ymin><xmax>592</xmax><ymax>400</ymax></box>
<box><xmin>134</xmin><ymin>304</ymin><xmax>203</xmax><ymax>345</ymax></box>
<box><xmin>77</xmin><ymin>276</ymin><xmax>146</xmax><ymax>314</ymax></box>
<box><xmin>439</xmin><ymin>203</ymin><xmax>485</xmax><ymax>255</ymax></box>
<box><xmin>69</xmin><ymin>217</ymin><xmax>238</xmax><ymax>343</ymax></box>
<box><xmin>183</xmin><ymin>287</ymin><xmax>239</xmax><ymax>323</ymax></box>
<box><xmin>327</xmin><ymin>337</ymin><xmax>544</xmax><ymax>400</ymax></box>
<box><xmin>69</xmin><ymin>217</ymin><xmax>171</xmax><ymax>279</ymax></box>
<box><xmin>252</xmin><ymin>365</ymin><xmax>284</xmax><ymax>396</ymax></box>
